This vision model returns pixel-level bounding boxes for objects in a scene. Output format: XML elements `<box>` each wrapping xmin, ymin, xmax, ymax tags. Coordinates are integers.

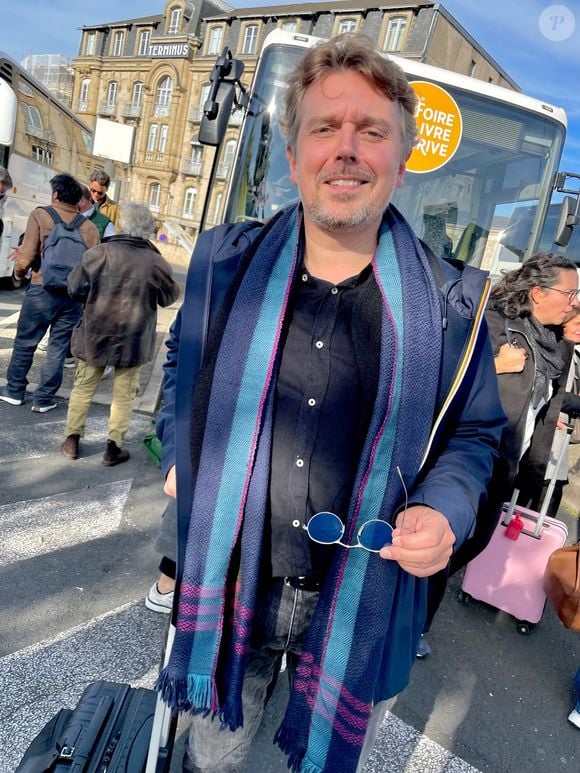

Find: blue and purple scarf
<box><xmin>157</xmin><ymin>204</ymin><xmax>442</xmax><ymax>772</ymax></box>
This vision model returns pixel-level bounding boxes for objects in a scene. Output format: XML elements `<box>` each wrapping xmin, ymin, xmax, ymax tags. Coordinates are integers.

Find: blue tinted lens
<box><xmin>307</xmin><ymin>512</ymin><xmax>344</xmax><ymax>544</ymax></box>
<box><xmin>358</xmin><ymin>520</ymin><xmax>393</xmax><ymax>551</ymax></box>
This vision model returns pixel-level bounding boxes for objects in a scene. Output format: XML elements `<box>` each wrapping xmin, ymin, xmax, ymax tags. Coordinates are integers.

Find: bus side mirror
<box><xmin>554</xmin><ymin>196</ymin><xmax>579</xmax><ymax>247</ymax></box>
<box><xmin>199</xmin><ymin>81</ymin><xmax>238</xmax><ymax>147</ymax></box>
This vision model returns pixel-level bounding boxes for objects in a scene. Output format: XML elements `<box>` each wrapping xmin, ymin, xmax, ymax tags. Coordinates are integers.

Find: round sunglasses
<box><xmin>304</xmin><ymin>511</ymin><xmax>393</xmax><ymax>552</ymax></box>
<box><xmin>304</xmin><ymin>466</ymin><xmax>407</xmax><ymax>553</ymax></box>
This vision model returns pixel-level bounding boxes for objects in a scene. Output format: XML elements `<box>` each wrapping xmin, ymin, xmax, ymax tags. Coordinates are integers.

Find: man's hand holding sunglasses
<box><xmin>379</xmin><ymin>505</ymin><xmax>455</xmax><ymax>577</ymax></box>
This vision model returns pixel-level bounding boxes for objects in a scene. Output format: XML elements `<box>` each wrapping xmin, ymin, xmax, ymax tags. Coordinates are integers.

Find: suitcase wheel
<box><xmin>457</xmin><ymin>590</ymin><xmax>471</xmax><ymax>604</ymax></box>
<box><xmin>515</xmin><ymin>621</ymin><xmax>534</xmax><ymax>635</ymax></box>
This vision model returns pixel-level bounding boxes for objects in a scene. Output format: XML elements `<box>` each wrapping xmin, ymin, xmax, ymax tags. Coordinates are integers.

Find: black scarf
<box><xmin>524</xmin><ymin>314</ymin><xmax>564</xmax><ymax>408</ymax></box>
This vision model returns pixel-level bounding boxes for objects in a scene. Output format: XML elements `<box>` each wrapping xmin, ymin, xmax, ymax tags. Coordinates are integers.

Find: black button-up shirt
<box><xmin>268</xmin><ymin>264</ymin><xmax>375</xmax><ymax>578</ymax></box>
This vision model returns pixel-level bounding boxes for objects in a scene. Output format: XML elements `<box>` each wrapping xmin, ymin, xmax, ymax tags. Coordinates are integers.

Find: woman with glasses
<box><xmin>423</xmin><ymin>252</ymin><xmax>579</xmax><ymax>653</ymax></box>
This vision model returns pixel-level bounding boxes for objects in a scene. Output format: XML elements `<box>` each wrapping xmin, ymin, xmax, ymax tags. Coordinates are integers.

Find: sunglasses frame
<box><xmin>304</xmin><ymin>511</ymin><xmax>393</xmax><ymax>552</ymax></box>
<box><xmin>303</xmin><ymin>466</ymin><xmax>408</xmax><ymax>553</ymax></box>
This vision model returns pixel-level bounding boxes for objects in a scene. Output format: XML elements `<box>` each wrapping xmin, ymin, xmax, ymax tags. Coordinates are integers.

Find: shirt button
<box><xmin>302</xmin><ymin>273</ymin><xmax>308</xmax><ymax>282</ymax></box>
<box><xmin>315</xmin><ymin>340</ymin><xmax>324</xmax><ymax>349</ymax></box>
<box><xmin>292</xmin><ymin>519</ymin><xmax>300</xmax><ymax>528</ymax></box>
<box><xmin>296</xmin><ymin>458</ymin><xmax>304</xmax><ymax>467</ymax></box>
<box><xmin>331</xmin><ymin>287</ymin><xmax>338</xmax><ymax>295</ymax></box>
<box><xmin>308</xmin><ymin>398</ymin><xmax>316</xmax><ymax>407</ymax></box>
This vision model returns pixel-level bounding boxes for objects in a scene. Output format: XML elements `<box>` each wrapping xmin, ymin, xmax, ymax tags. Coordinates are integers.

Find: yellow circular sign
<box><xmin>407</xmin><ymin>81</ymin><xmax>463</xmax><ymax>174</ymax></box>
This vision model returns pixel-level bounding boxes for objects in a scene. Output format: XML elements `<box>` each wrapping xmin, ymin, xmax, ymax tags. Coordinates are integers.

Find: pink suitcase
<box><xmin>461</xmin><ymin>497</ymin><xmax>568</xmax><ymax>632</ymax></box>
<box><xmin>461</xmin><ymin>428</ymin><xmax>571</xmax><ymax>633</ymax></box>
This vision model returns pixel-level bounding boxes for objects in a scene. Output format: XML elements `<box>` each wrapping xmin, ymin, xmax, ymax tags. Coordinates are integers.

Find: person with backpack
<box><xmin>0</xmin><ymin>174</ymin><xmax>99</xmax><ymax>412</ymax></box>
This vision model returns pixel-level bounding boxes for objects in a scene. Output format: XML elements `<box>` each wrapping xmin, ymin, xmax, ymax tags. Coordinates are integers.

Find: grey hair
<box><xmin>89</xmin><ymin>169</ymin><xmax>110</xmax><ymax>187</ymax></box>
<box><xmin>79</xmin><ymin>183</ymin><xmax>91</xmax><ymax>201</ymax></box>
<box><xmin>280</xmin><ymin>33</ymin><xmax>417</xmax><ymax>160</ymax></box>
<box><xmin>119</xmin><ymin>202</ymin><xmax>156</xmax><ymax>239</ymax></box>
<box><xmin>0</xmin><ymin>166</ymin><xmax>14</xmax><ymax>188</ymax></box>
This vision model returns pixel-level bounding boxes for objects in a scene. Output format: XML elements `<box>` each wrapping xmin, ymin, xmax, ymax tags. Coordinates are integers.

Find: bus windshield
<box><xmin>224</xmin><ymin>41</ymin><xmax>565</xmax><ymax>279</ymax></box>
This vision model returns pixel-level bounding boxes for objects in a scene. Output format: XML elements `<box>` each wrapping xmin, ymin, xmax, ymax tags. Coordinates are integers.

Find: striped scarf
<box><xmin>157</xmin><ymin>203</ymin><xmax>442</xmax><ymax>772</ymax></box>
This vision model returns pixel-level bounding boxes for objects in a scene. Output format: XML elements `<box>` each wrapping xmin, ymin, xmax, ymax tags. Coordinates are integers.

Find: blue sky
<box><xmin>1</xmin><ymin>1</ymin><xmax>579</xmax><ymax>170</ymax></box>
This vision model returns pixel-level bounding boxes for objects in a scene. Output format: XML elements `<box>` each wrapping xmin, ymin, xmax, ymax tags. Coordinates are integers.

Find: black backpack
<box><xmin>41</xmin><ymin>206</ymin><xmax>88</xmax><ymax>293</ymax></box>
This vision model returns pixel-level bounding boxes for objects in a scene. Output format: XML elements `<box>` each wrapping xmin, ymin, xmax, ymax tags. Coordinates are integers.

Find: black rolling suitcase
<box><xmin>15</xmin><ymin>680</ymin><xmax>173</xmax><ymax>772</ymax></box>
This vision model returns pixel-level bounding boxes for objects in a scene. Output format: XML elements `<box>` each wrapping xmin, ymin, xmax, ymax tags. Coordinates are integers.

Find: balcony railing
<box><xmin>122</xmin><ymin>104</ymin><xmax>142</xmax><ymax>118</ymax></box>
<box><xmin>144</xmin><ymin>151</ymin><xmax>166</xmax><ymax>166</ymax></box>
<box><xmin>153</xmin><ymin>102</ymin><xmax>170</xmax><ymax>117</ymax></box>
<box><xmin>98</xmin><ymin>102</ymin><xmax>117</xmax><ymax>116</ymax></box>
<box><xmin>76</xmin><ymin>99</ymin><xmax>89</xmax><ymax>113</ymax></box>
<box><xmin>216</xmin><ymin>163</ymin><xmax>231</xmax><ymax>180</ymax></box>
<box><xmin>188</xmin><ymin>106</ymin><xmax>204</xmax><ymax>122</ymax></box>
<box><xmin>180</xmin><ymin>159</ymin><xmax>203</xmax><ymax>176</ymax></box>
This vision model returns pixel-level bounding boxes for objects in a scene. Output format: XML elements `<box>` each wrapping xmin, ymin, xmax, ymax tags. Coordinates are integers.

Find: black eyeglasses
<box><xmin>304</xmin><ymin>467</ymin><xmax>407</xmax><ymax>553</ymax></box>
<box><xmin>542</xmin><ymin>286</ymin><xmax>580</xmax><ymax>303</ymax></box>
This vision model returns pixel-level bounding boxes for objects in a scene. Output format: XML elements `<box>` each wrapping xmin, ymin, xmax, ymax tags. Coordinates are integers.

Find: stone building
<box><xmin>72</xmin><ymin>0</ymin><xmax>517</xmax><ymax>253</ymax></box>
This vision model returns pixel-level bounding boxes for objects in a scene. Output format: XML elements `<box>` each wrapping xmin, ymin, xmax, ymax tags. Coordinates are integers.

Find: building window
<box><xmin>158</xmin><ymin>125</ymin><xmax>168</xmax><ymax>153</ymax></box>
<box><xmin>242</xmin><ymin>25</ymin><xmax>259</xmax><ymax>55</ymax></box>
<box><xmin>106</xmin><ymin>81</ymin><xmax>118</xmax><ymax>107</ymax></box>
<box><xmin>384</xmin><ymin>16</ymin><xmax>407</xmax><ymax>51</ymax></box>
<box><xmin>281</xmin><ymin>20</ymin><xmax>297</xmax><ymax>32</ymax></box>
<box><xmin>23</xmin><ymin>103</ymin><xmax>43</xmax><ymax>131</ymax></box>
<box><xmin>80</xmin><ymin>79</ymin><xmax>90</xmax><ymax>103</ymax></box>
<box><xmin>168</xmin><ymin>7</ymin><xmax>182</xmax><ymax>34</ymax></box>
<box><xmin>113</xmin><ymin>31</ymin><xmax>125</xmax><ymax>57</ymax></box>
<box><xmin>338</xmin><ymin>19</ymin><xmax>357</xmax><ymax>34</ymax></box>
<box><xmin>222</xmin><ymin>140</ymin><xmax>236</xmax><ymax>167</ymax></box>
<box><xmin>469</xmin><ymin>60</ymin><xmax>477</xmax><ymax>77</ymax></box>
<box><xmin>191</xmin><ymin>143</ymin><xmax>203</xmax><ymax>163</ymax></box>
<box><xmin>138</xmin><ymin>30</ymin><xmax>151</xmax><ymax>56</ymax></box>
<box><xmin>85</xmin><ymin>32</ymin><xmax>96</xmax><ymax>56</ymax></box>
<box><xmin>208</xmin><ymin>26</ymin><xmax>223</xmax><ymax>55</ymax></box>
<box><xmin>154</xmin><ymin>76</ymin><xmax>173</xmax><ymax>115</ymax></box>
<box><xmin>200</xmin><ymin>83</ymin><xmax>211</xmax><ymax>108</ymax></box>
<box><xmin>32</xmin><ymin>146</ymin><xmax>53</xmax><ymax>165</ymax></box>
<box><xmin>132</xmin><ymin>81</ymin><xmax>143</xmax><ymax>107</ymax></box>
<box><xmin>149</xmin><ymin>182</ymin><xmax>161</xmax><ymax>210</ymax></box>
<box><xmin>183</xmin><ymin>187</ymin><xmax>197</xmax><ymax>218</ymax></box>
<box><xmin>147</xmin><ymin>124</ymin><xmax>159</xmax><ymax>152</ymax></box>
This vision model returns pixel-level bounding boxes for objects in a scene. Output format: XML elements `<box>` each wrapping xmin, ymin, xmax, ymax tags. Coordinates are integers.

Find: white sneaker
<box><xmin>145</xmin><ymin>582</ymin><xmax>174</xmax><ymax>614</ymax></box>
<box><xmin>569</xmin><ymin>708</ymin><xmax>580</xmax><ymax>729</ymax></box>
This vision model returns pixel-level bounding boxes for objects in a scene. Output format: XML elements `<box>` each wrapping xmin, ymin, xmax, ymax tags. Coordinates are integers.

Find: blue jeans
<box><xmin>5</xmin><ymin>284</ymin><xmax>82</xmax><ymax>406</ymax></box>
<box><xmin>182</xmin><ymin>578</ymin><xmax>388</xmax><ymax>773</ymax></box>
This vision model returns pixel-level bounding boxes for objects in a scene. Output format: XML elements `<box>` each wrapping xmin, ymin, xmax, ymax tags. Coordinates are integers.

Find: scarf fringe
<box><xmin>155</xmin><ymin>668</ymin><xmax>190</xmax><ymax>712</ymax></box>
<box><xmin>219</xmin><ymin>694</ymin><xmax>244</xmax><ymax>731</ymax></box>
<box><xmin>187</xmin><ymin>673</ymin><xmax>219</xmax><ymax>712</ymax></box>
<box><xmin>274</xmin><ymin>724</ymin><xmax>306</xmax><ymax>773</ymax></box>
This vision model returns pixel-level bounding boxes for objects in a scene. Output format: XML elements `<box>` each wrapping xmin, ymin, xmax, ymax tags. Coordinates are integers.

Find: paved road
<box><xmin>1</xmin><ymin>283</ymin><xmax>579</xmax><ymax>773</ymax></box>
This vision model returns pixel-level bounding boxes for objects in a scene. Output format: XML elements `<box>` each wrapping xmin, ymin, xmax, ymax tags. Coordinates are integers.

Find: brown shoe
<box><xmin>61</xmin><ymin>434</ymin><xmax>80</xmax><ymax>460</ymax></box>
<box><xmin>102</xmin><ymin>440</ymin><xmax>130</xmax><ymax>466</ymax></box>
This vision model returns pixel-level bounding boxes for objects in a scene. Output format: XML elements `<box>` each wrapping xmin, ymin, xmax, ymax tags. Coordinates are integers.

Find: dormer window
<box><xmin>168</xmin><ymin>7</ymin><xmax>182</xmax><ymax>34</ymax></box>
<box><xmin>338</xmin><ymin>19</ymin><xmax>357</xmax><ymax>34</ymax></box>
<box><xmin>384</xmin><ymin>16</ymin><xmax>408</xmax><ymax>52</ymax></box>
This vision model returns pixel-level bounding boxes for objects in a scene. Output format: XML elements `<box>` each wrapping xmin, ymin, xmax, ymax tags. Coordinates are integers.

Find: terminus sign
<box><xmin>148</xmin><ymin>43</ymin><xmax>189</xmax><ymax>58</ymax></box>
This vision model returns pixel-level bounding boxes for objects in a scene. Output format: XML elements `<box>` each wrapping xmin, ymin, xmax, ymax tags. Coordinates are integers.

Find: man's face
<box><xmin>89</xmin><ymin>181</ymin><xmax>107</xmax><ymax>205</ymax></box>
<box><xmin>286</xmin><ymin>70</ymin><xmax>407</xmax><ymax>238</ymax></box>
